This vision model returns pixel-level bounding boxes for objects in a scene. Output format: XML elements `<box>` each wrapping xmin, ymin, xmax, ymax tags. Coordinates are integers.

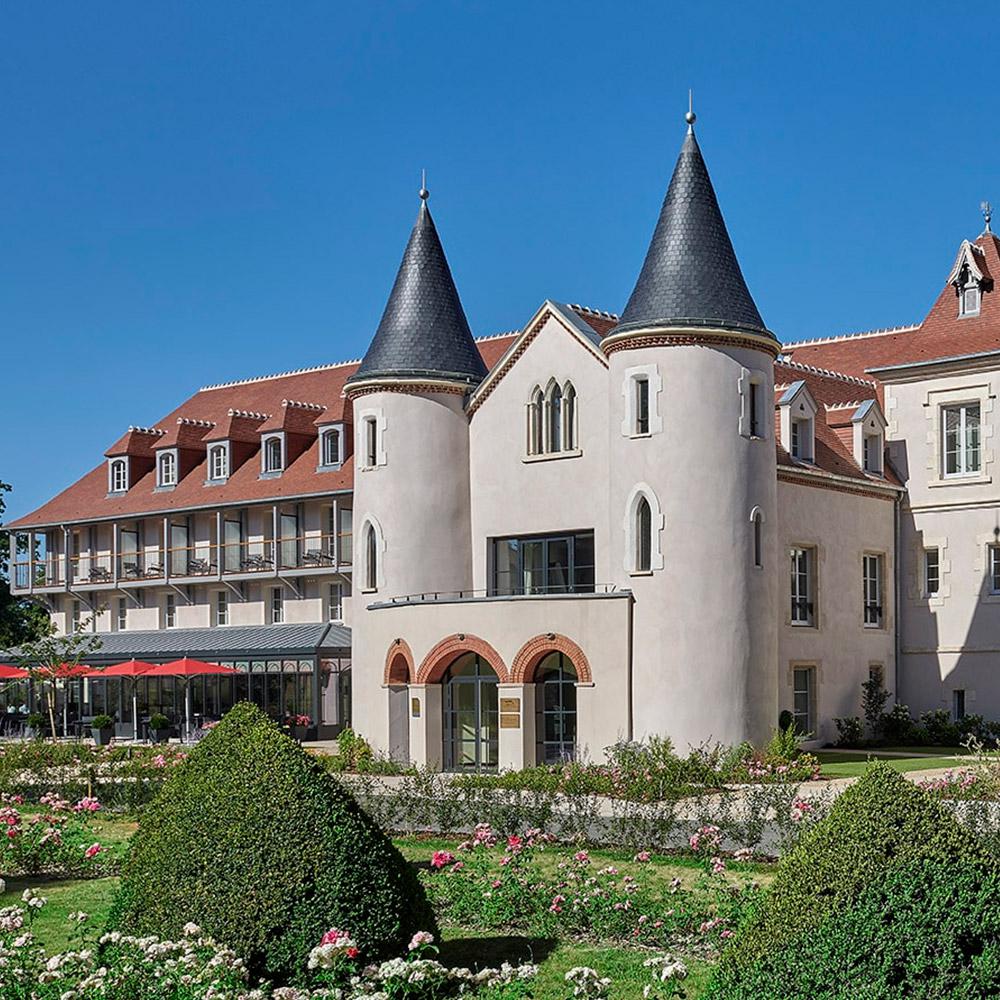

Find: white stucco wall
<box><xmin>777</xmin><ymin>478</ymin><xmax>897</xmax><ymax>744</ymax></box>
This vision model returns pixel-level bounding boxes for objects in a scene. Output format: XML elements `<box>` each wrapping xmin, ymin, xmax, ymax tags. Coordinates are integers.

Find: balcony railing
<box><xmin>13</xmin><ymin>559</ymin><xmax>64</xmax><ymax>589</ymax></box>
<box><xmin>379</xmin><ymin>582</ymin><xmax>622</xmax><ymax>605</ymax></box>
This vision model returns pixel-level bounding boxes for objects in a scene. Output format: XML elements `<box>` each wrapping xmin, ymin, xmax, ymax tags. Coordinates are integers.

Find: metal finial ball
<box><xmin>419</xmin><ymin>187</ymin><xmax>429</xmax><ymax>201</ymax></box>
<box><xmin>685</xmin><ymin>110</ymin><xmax>696</xmax><ymax>125</ymax></box>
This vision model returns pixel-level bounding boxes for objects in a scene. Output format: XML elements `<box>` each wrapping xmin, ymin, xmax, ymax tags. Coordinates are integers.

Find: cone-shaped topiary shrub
<box><xmin>108</xmin><ymin>703</ymin><xmax>436</xmax><ymax>982</ymax></box>
<box><xmin>708</xmin><ymin>858</ymin><xmax>1000</xmax><ymax>999</ymax></box>
<box><xmin>708</xmin><ymin>762</ymin><xmax>991</xmax><ymax>996</ymax></box>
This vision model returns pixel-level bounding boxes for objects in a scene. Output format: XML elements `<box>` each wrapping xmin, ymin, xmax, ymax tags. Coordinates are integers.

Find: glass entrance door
<box><xmin>443</xmin><ymin>653</ymin><xmax>499</xmax><ymax>772</ymax></box>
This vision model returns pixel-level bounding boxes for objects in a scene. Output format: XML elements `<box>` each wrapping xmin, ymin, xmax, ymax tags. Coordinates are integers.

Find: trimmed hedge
<box><xmin>707</xmin><ymin>858</ymin><xmax>1000</xmax><ymax>998</ymax></box>
<box><xmin>107</xmin><ymin>702</ymin><xmax>436</xmax><ymax>981</ymax></box>
<box><xmin>713</xmin><ymin>762</ymin><xmax>988</xmax><ymax>982</ymax></box>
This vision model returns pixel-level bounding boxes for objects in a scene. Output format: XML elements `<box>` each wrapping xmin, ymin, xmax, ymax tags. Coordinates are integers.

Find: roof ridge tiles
<box><xmin>475</xmin><ymin>330</ymin><xmax>521</xmax><ymax>342</ymax></box>
<box><xmin>786</xmin><ymin>323</ymin><xmax>919</xmax><ymax>349</ymax></box>
<box><xmin>199</xmin><ymin>358</ymin><xmax>362</xmax><ymax>392</ymax></box>
<box><xmin>226</xmin><ymin>409</ymin><xmax>268</xmax><ymax>420</ymax></box>
<box><xmin>280</xmin><ymin>399</ymin><xmax>326</xmax><ymax>411</ymax></box>
<box><xmin>567</xmin><ymin>303</ymin><xmax>620</xmax><ymax>320</ymax></box>
<box><xmin>176</xmin><ymin>417</ymin><xmax>216</xmax><ymax>428</ymax></box>
<box><xmin>126</xmin><ymin>425</ymin><xmax>165</xmax><ymax>436</ymax></box>
<box><xmin>776</xmin><ymin>357</ymin><xmax>878</xmax><ymax>388</ymax></box>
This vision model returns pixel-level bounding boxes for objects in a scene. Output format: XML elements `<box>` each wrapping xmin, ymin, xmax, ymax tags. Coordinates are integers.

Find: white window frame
<box><xmin>328</xmin><ymin>582</ymin><xmax>344</xmax><ymax>622</ymax></box>
<box><xmin>792</xmin><ymin>666</ymin><xmax>816</xmax><ymax>735</ymax></box>
<box><xmin>960</xmin><ymin>281</ymin><xmax>981</xmax><ymax>318</ymax></box>
<box><xmin>216</xmin><ymin>591</ymin><xmax>229</xmax><ymax>626</ymax></box>
<box><xmin>621</xmin><ymin>364</ymin><xmax>663</xmax><ymax>438</ymax></box>
<box><xmin>863</xmin><ymin>553</ymin><xmax>884</xmax><ymax>628</ymax></box>
<box><xmin>157</xmin><ymin>449</ymin><xmax>178</xmax><ymax>488</ymax></box>
<box><xmin>164</xmin><ymin>593</ymin><xmax>176</xmax><ymax>629</ymax></box>
<box><xmin>261</xmin><ymin>434</ymin><xmax>285</xmax><ymax>475</ymax></box>
<box><xmin>924</xmin><ymin>547</ymin><xmax>940</xmax><ymax>597</ymax></box>
<box><xmin>942</xmin><ymin>403</ymin><xmax>982</xmax><ymax>478</ymax></box>
<box><xmin>71</xmin><ymin>599</ymin><xmax>82</xmax><ymax>630</ymax></box>
<box><xmin>357</xmin><ymin>408</ymin><xmax>387</xmax><ymax>470</ymax></box>
<box><xmin>359</xmin><ymin>515</ymin><xmax>385</xmax><ymax>592</ymax></box>
<box><xmin>623</xmin><ymin>483</ymin><xmax>665</xmax><ymax>574</ymax></box>
<box><xmin>953</xmin><ymin>689</ymin><xmax>967</xmax><ymax>720</ymax></box>
<box><xmin>790</xmin><ymin>546</ymin><xmax>815</xmax><ymax>626</ymax></box>
<box><xmin>318</xmin><ymin>426</ymin><xmax>342</xmax><ymax>469</ymax></box>
<box><xmin>779</xmin><ymin>383</ymin><xmax>817</xmax><ymax>463</ymax></box>
<box><xmin>270</xmin><ymin>586</ymin><xmax>284</xmax><ymax>624</ymax></box>
<box><xmin>208</xmin><ymin>443</ymin><xmax>229</xmax><ymax>482</ymax></box>
<box><xmin>116</xmin><ymin>597</ymin><xmax>127</xmax><ymax>632</ymax></box>
<box><xmin>108</xmin><ymin>458</ymin><xmax>129</xmax><ymax>494</ymax></box>
<box><xmin>790</xmin><ymin>416</ymin><xmax>814</xmax><ymax>462</ymax></box>
<box><xmin>527</xmin><ymin>387</ymin><xmax>544</xmax><ymax>455</ymax></box>
<box><xmin>990</xmin><ymin>545</ymin><xmax>1000</xmax><ymax>595</ymax></box>
<box><xmin>739</xmin><ymin>369</ymin><xmax>768</xmax><ymax>440</ymax></box>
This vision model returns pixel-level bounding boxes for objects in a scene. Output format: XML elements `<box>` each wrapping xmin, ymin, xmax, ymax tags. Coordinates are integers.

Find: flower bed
<box><xmin>0</xmin><ymin>792</ymin><xmax>116</xmax><ymax>878</ymax></box>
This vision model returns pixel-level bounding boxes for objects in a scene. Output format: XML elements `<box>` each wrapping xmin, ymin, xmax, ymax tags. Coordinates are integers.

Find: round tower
<box><xmin>344</xmin><ymin>187</ymin><xmax>484</xmax><ymax>756</ymax></box>
<box><xmin>604</xmin><ymin>114</ymin><xmax>779</xmax><ymax>749</ymax></box>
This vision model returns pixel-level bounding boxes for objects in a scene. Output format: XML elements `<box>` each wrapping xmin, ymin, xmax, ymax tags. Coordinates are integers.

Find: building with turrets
<box><xmin>10</xmin><ymin>111</ymin><xmax>1000</xmax><ymax>764</ymax></box>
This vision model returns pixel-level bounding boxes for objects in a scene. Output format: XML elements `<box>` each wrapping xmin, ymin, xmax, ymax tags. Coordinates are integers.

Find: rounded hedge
<box><xmin>707</xmin><ymin>858</ymin><xmax>1000</xmax><ymax>999</ymax></box>
<box><xmin>107</xmin><ymin>702</ymin><xmax>436</xmax><ymax>981</ymax></box>
<box><xmin>711</xmin><ymin>762</ymin><xmax>988</xmax><ymax>987</ymax></box>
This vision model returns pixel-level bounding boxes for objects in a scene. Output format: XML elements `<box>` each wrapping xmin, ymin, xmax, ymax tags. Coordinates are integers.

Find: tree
<box><xmin>15</xmin><ymin>624</ymin><xmax>103</xmax><ymax>740</ymax></box>
<box><xmin>0</xmin><ymin>480</ymin><xmax>51</xmax><ymax>648</ymax></box>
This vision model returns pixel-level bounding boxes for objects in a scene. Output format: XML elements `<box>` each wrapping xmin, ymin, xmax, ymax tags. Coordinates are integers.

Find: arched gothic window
<box><xmin>546</xmin><ymin>382</ymin><xmax>562</xmax><ymax>453</ymax></box>
<box><xmin>635</xmin><ymin>496</ymin><xmax>652</xmax><ymax>572</ymax></box>
<box><xmin>562</xmin><ymin>382</ymin><xmax>576</xmax><ymax>450</ymax></box>
<box><xmin>528</xmin><ymin>387</ymin><xmax>544</xmax><ymax>455</ymax></box>
<box><xmin>751</xmin><ymin>507</ymin><xmax>764</xmax><ymax>568</ymax></box>
<box><xmin>364</xmin><ymin>522</ymin><xmax>378</xmax><ymax>591</ymax></box>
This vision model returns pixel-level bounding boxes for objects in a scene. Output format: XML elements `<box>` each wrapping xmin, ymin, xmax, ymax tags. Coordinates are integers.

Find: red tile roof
<box><xmin>785</xmin><ymin>233</ymin><xmax>1000</xmax><ymax>377</ymax></box>
<box><xmin>7</xmin><ymin>336</ymin><xmax>519</xmax><ymax>530</ymax></box>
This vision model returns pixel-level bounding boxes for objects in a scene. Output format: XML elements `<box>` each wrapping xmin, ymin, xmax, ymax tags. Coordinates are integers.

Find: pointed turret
<box><xmin>347</xmin><ymin>191</ymin><xmax>487</xmax><ymax>389</ymax></box>
<box><xmin>610</xmin><ymin>119</ymin><xmax>773</xmax><ymax>340</ymax></box>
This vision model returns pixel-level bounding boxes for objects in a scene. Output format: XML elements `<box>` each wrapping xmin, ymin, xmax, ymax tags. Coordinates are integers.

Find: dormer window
<box><xmin>157</xmin><ymin>450</ymin><xmax>177</xmax><ymax>488</ymax></box>
<box><xmin>208</xmin><ymin>444</ymin><xmax>229</xmax><ymax>481</ymax></box>
<box><xmin>319</xmin><ymin>427</ymin><xmax>341</xmax><ymax>468</ymax></box>
<box><xmin>961</xmin><ymin>280</ymin><xmax>981</xmax><ymax>317</ymax></box>
<box><xmin>790</xmin><ymin>417</ymin><xmax>813</xmax><ymax>461</ymax></box>
<box><xmin>109</xmin><ymin>458</ymin><xmax>128</xmax><ymax>494</ymax></box>
<box><xmin>262</xmin><ymin>435</ymin><xmax>284</xmax><ymax>474</ymax></box>
<box><xmin>863</xmin><ymin>432</ymin><xmax>882</xmax><ymax>474</ymax></box>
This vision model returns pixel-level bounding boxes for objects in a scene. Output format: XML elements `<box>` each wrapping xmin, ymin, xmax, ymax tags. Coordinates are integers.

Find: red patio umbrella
<box><xmin>144</xmin><ymin>658</ymin><xmax>241</xmax><ymax>739</ymax></box>
<box><xmin>0</xmin><ymin>664</ymin><xmax>28</xmax><ymax>679</ymax></box>
<box><xmin>91</xmin><ymin>660</ymin><xmax>158</xmax><ymax>739</ymax></box>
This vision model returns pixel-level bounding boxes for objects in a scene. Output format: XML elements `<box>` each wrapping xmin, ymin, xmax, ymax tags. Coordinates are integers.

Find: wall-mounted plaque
<box><xmin>500</xmin><ymin>697</ymin><xmax>521</xmax><ymax>714</ymax></box>
<box><xmin>500</xmin><ymin>713</ymin><xmax>520</xmax><ymax>729</ymax></box>
<box><xmin>411</xmin><ymin>698</ymin><xmax>421</xmax><ymax>718</ymax></box>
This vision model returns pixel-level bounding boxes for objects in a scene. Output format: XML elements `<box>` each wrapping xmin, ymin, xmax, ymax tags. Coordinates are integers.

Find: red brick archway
<box><xmin>416</xmin><ymin>634</ymin><xmax>509</xmax><ymax>684</ymax></box>
<box><xmin>510</xmin><ymin>634</ymin><xmax>592</xmax><ymax>684</ymax></box>
<box><xmin>383</xmin><ymin>639</ymin><xmax>415</xmax><ymax>686</ymax></box>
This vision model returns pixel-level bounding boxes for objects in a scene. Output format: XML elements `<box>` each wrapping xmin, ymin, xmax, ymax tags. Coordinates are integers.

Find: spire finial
<box><xmin>982</xmin><ymin>200</ymin><xmax>992</xmax><ymax>233</ymax></box>
<box><xmin>419</xmin><ymin>169</ymin><xmax>429</xmax><ymax>202</ymax></box>
<box><xmin>685</xmin><ymin>89</ymin><xmax>696</xmax><ymax>129</ymax></box>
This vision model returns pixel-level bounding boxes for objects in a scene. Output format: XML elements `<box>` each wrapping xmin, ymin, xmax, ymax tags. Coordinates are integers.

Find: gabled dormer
<box><xmin>104</xmin><ymin>426</ymin><xmax>164</xmax><ymax>495</ymax></box>
<box><xmin>202</xmin><ymin>409</ymin><xmax>267</xmax><ymax>485</ymax></box>
<box><xmin>947</xmin><ymin>239</ymin><xmax>993</xmax><ymax>318</ymax></box>
<box><xmin>851</xmin><ymin>399</ymin><xmax>887</xmax><ymax>475</ymax></box>
<box><xmin>777</xmin><ymin>381</ymin><xmax>817</xmax><ymax>463</ymax></box>
<box><xmin>315</xmin><ymin>413</ymin><xmax>348</xmax><ymax>471</ymax></box>
<box><xmin>257</xmin><ymin>399</ymin><xmax>326</xmax><ymax>478</ymax></box>
<box><xmin>153</xmin><ymin>417</ymin><xmax>215</xmax><ymax>490</ymax></box>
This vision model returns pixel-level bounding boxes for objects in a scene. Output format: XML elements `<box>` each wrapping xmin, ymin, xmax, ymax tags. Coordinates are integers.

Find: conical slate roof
<box><xmin>612</xmin><ymin>125</ymin><xmax>773</xmax><ymax>340</ymax></box>
<box><xmin>347</xmin><ymin>197</ymin><xmax>487</xmax><ymax>387</ymax></box>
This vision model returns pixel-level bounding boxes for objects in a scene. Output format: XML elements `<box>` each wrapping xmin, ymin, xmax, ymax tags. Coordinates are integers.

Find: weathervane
<box><xmin>685</xmin><ymin>89</ymin><xmax>696</xmax><ymax>128</ymax></box>
<box><xmin>982</xmin><ymin>200</ymin><xmax>992</xmax><ymax>233</ymax></box>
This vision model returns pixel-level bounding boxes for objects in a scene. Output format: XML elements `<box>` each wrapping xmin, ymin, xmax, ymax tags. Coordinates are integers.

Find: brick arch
<box><xmin>416</xmin><ymin>634</ymin><xmax>509</xmax><ymax>684</ymax></box>
<box><xmin>383</xmin><ymin>639</ymin><xmax>415</xmax><ymax>686</ymax></box>
<box><xmin>510</xmin><ymin>634</ymin><xmax>592</xmax><ymax>685</ymax></box>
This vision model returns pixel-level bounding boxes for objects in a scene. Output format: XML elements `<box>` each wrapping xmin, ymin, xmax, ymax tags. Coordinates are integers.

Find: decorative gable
<box><xmin>777</xmin><ymin>380</ymin><xmax>818</xmax><ymax>462</ymax></box>
<box><xmin>947</xmin><ymin>240</ymin><xmax>993</xmax><ymax>317</ymax></box>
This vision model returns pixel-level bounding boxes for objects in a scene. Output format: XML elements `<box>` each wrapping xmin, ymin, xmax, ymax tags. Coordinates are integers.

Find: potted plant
<box><xmin>286</xmin><ymin>713</ymin><xmax>312</xmax><ymax>742</ymax></box>
<box><xmin>149</xmin><ymin>713</ymin><xmax>170</xmax><ymax>743</ymax></box>
<box><xmin>91</xmin><ymin>713</ymin><xmax>114</xmax><ymax>747</ymax></box>
<box><xmin>25</xmin><ymin>712</ymin><xmax>45</xmax><ymax>740</ymax></box>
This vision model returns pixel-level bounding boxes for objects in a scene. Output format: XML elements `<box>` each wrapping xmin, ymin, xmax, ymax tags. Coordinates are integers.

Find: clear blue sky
<box><xmin>3</xmin><ymin>2</ymin><xmax>996</xmax><ymax>518</ymax></box>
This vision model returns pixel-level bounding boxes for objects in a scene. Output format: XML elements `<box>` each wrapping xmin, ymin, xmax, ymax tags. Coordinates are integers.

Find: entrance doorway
<box><xmin>443</xmin><ymin>653</ymin><xmax>498</xmax><ymax>772</ymax></box>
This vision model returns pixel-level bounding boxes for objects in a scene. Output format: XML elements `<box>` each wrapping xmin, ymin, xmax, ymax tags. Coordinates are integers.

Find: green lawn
<box><xmin>1</xmin><ymin>832</ymin><xmax>754</xmax><ymax>999</ymax></box>
<box><xmin>815</xmin><ymin>750</ymin><xmax>969</xmax><ymax>779</ymax></box>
